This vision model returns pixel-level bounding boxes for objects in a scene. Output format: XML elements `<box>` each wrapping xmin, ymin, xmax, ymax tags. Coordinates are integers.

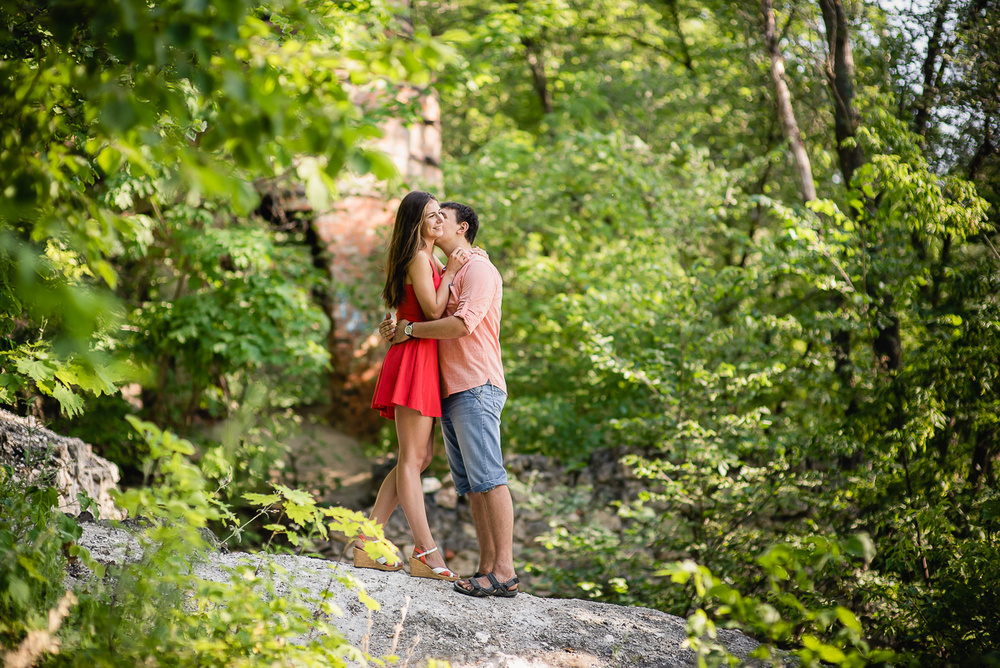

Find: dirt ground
<box><xmin>283</xmin><ymin>415</ymin><xmax>379</xmax><ymax>510</ymax></box>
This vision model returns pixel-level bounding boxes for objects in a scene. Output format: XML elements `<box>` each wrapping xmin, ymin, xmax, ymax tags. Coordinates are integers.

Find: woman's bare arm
<box><xmin>408</xmin><ymin>250</ymin><xmax>467</xmax><ymax>319</ymax></box>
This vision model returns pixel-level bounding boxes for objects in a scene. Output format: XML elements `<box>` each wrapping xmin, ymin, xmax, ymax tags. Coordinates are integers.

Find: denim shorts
<box><xmin>441</xmin><ymin>381</ymin><xmax>508</xmax><ymax>496</ymax></box>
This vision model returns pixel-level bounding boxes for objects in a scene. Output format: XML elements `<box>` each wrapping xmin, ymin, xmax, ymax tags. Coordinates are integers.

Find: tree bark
<box><xmin>913</xmin><ymin>0</ymin><xmax>952</xmax><ymax>139</ymax></box>
<box><xmin>761</xmin><ymin>0</ymin><xmax>816</xmax><ymax>202</ymax></box>
<box><xmin>521</xmin><ymin>36</ymin><xmax>553</xmax><ymax>115</ymax></box>
<box><xmin>817</xmin><ymin>0</ymin><xmax>903</xmax><ymax>386</ymax></box>
<box><xmin>818</xmin><ymin>0</ymin><xmax>864</xmax><ymax>187</ymax></box>
<box><xmin>967</xmin><ymin>116</ymin><xmax>995</xmax><ymax>181</ymax></box>
<box><xmin>968</xmin><ymin>427</ymin><xmax>998</xmax><ymax>494</ymax></box>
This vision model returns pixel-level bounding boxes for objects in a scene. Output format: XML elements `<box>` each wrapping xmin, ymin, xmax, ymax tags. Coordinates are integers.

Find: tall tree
<box><xmin>818</xmin><ymin>0</ymin><xmax>865</xmax><ymax>187</ymax></box>
<box><xmin>761</xmin><ymin>0</ymin><xmax>816</xmax><ymax>202</ymax></box>
<box><xmin>912</xmin><ymin>0</ymin><xmax>952</xmax><ymax>139</ymax></box>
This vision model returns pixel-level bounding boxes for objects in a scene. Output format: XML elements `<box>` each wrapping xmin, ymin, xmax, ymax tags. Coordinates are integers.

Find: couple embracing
<box><xmin>354</xmin><ymin>191</ymin><xmax>518</xmax><ymax>599</ymax></box>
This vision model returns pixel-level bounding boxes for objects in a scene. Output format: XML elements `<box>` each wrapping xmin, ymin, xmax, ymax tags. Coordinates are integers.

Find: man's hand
<box><xmin>391</xmin><ymin>319</ymin><xmax>411</xmax><ymax>345</ymax></box>
<box><xmin>378</xmin><ymin>313</ymin><xmax>395</xmax><ymax>343</ymax></box>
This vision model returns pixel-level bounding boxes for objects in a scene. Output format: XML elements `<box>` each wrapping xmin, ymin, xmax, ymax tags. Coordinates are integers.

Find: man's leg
<box><xmin>450</xmin><ymin>383</ymin><xmax>517</xmax><ymax>594</ymax></box>
<box><xmin>468</xmin><ymin>491</ymin><xmax>495</xmax><ymax>575</ymax></box>
<box><xmin>481</xmin><ymin>484</ymin><xmax>515</xmax><ymax>584</ymax></box>
<box><xmin>441</xmin><ymin>394</ymin><xmax>479</xmax><ymax>569</ymax></box>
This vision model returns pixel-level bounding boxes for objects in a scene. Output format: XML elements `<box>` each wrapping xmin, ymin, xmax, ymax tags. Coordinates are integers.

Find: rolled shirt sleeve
<box><xmin>451</xmin><ymin>261</ymin><xmax>501</xmax><ymax>333</ymax></box>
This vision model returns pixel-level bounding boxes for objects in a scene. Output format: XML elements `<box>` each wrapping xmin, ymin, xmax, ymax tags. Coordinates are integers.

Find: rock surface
<box><xmin>0</xmin><ymin>408</ymin><xmax>126</xmax><ymax>520</ymax></box>
<box><xmin>3</xmin><ymin>408</ymin><xmax>761</xmax><ymax>666</ymax></box>
<box><xmin>77</xmin><ymin>522</ymin><xmax>759</xmax><ymax>668</ymax></box>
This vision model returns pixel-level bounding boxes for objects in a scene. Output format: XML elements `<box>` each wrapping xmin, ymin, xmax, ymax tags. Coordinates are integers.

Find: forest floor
<box><xmin>283</xmin><ymin>414</ymin><xmax>377</xmax><ymax>511</ymax></box>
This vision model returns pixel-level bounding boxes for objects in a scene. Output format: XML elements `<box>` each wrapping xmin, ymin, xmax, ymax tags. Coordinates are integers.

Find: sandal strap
<box><xmin>412</xmin><ymin>546</ymin><xmax>440</xmax><ymax>561</ymax></box>
<box><xmin>485</xmin><ymin>572</ymin><xmax>519</xmax><ymax>594</ymax></box>
<box><xmin>466</xmin><ymin>577</ymin><xmax>490</xmax><ymax>596</ymax></box>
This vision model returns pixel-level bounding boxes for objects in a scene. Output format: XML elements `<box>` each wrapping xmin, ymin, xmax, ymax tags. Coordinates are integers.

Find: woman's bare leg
<box><xmin>393</xmin><ymin>406</ymin><xmax>449</xmax><ymax>570</ymax></box>
<box><xmin>368</xmin><ymin>466</ymin><xmax>399</xmax><ymax>527</ymax></box>
<box><xmin>365</xmin><ymin>416</ymin><xmax>436</xmax><ymax>528</ymax></box>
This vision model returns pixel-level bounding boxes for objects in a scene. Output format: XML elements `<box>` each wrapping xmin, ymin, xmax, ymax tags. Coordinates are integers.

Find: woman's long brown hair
<box><xmin>382</xmin><ymin>191</ymin><xmax>437</xmax><ymax>308</ymax></box>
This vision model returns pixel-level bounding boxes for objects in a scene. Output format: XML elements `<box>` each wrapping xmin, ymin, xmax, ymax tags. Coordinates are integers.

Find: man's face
<box><xmin>439</xmin><ymin>207</ymin><xmax>463</xmax><ymax>243</ymax></box>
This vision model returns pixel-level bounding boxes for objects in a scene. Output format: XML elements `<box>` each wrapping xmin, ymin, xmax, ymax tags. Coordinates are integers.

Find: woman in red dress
<box><xmin>358</xmin><ymin>191</ymin><xmax>468</xmax><ymax>580</ymax></box>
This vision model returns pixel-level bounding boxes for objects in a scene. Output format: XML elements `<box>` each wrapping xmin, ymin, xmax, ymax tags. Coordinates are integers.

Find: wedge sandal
<box><xmin>410</xmin><ymin>546</ymin><xmax>460</xmax><ymax>581</ymax></box>
<box><xmin>352</xmin><ymin>538</ymin><xmax>403</xmax><ymax>572</ymax></box>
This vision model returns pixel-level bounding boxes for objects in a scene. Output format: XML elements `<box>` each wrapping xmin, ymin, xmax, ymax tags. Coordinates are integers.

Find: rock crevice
<box><xmin>0</xmin><ymin>408</ymin><xmax>125</xmax><ymax>521</ymax></box>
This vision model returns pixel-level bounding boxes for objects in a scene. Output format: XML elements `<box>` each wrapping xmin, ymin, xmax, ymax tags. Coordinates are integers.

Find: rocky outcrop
<box><xmin>77</xmin><ymin>522</ymin><xmax>760</xmax><ymax>668</ymax></box>
<box><xmin>0</xmin><ymin>408</ymin><xmax>126</xmax><ymax>520</ymax></box>
<box><xmin>2</xmin><ymin>410</ymin><xmax>760</xmax><ymax>665</ymax></box>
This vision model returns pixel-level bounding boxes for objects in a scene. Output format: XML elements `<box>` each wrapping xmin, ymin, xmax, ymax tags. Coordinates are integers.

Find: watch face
<box><xmin>404</xmin><ymin>324</ymin><xmax>412</xmax><ymax>335</ymax></box>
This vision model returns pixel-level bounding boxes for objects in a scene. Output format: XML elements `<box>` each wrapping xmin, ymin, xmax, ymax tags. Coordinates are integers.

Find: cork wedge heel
<box><xmin>409</xmin><ymin>546</ymin><xmax>460</xmax><ymax>581</ymax></box>
<box><xmin>352</xmin><ymin>541</ymin><xmax>403</xmax><ymax>572</ymax></box>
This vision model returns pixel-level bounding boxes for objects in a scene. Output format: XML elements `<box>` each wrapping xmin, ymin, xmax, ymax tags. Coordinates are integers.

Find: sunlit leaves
<box><xmin>0</xmin><ymin>0</ymin><xmax>454</xmax><ymax>415</ymax></box>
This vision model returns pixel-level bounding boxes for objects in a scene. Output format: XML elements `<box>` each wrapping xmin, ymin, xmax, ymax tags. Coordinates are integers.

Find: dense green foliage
<box><xmin>1</xmin><ymin>1</ymin><xmax>445</xmax><ymax>663</ymax></box>
<box><xmin>3</xmin><ymin>0</ymin><xmax>999</xmax><ymax>665</ymax></box>
<box><xmin>0</xmin><ymin>0</ymin><xmax>443</xmax><ymax>423</ymax></box>
<box><xmin>0</xmin><ymin>466</ymin><xmax>89</xmax><ymax>650</ymax></box>
<box><xmin>0</xmin><ymin>419</ymin><xmax>395</xmax><ymax>667</ymax></box>
<box><xmin>421</xmin><ymin>0</ymin><xmax>1000</xmax><ymax>664</ymax></box>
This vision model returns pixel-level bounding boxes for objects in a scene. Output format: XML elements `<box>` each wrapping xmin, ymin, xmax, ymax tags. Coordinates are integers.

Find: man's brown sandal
<box><xmin>453</xmin><ymin>572</ymin><xmax>519</xmax><ymax>598</ymax></box>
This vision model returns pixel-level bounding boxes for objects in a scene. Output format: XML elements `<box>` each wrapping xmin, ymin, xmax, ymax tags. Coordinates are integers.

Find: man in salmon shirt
<box><xmin>379</xmin><ymin>201</ymin><xmax>519</xmax><ymax>598</ymax></box>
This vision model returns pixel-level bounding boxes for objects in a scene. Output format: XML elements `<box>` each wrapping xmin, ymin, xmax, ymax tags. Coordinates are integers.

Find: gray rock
<box><xmin>434</xmin><ymin>485</ymin><xmax>458</xmax><ymax>510</ymax></box>
<box><xmin>0</xmin><ymin>408</ymin><xmax>126</xmax><ymax>520</ymax></box>
<box><xmin>76</xmin><ymin>523</ymin><xmax>760</xmax><ymax>667</ymax></box>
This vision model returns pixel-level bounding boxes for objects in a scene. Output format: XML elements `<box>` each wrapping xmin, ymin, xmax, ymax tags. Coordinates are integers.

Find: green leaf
<box><xmin>243</xmin><ymin>493</ymin><xmax>281</xmax><ymax>507</ymax></box>
<box><xmin>17</xmin><ymin>554</ymin><xmax>45</xmax><ymax>581</ymax></box>
<box><xmin>52</xmin><ymin>382</ymin><xmax>85</xmax><ymax>417</ymax></box>
<box><xmin>363</xmin><ymin>149</ymin><xmax>397</xmax><ymax>180</ymax></box>
<box><xmin>818</xmin><ymin>644</ymin><xmax>847</xmax><ymax>663</ymax></box>
<box><xmin>845</xmin><ymin>533</ymin><xmax>875</xmax><ymax>563</ymax></box>
<box><xmin>96</xmin><ymin>146</ymin><xmax>124</xmax><ymax>174</ymax></box>
<box><xmin>275</xmin><ymin>485</ymin><xmax>316</xmax><ymax>507</ymax></box>
<box><xmin>93</xmin><ymin>260</ymin><xmax>118</xmax><ymax>289</ymax></box>
<box><xmin>15</xmin><ymin>356</ymin><xmax>54</xmax><ymax>383</ymax></box>
<box><xmin>357</xmin><ymin>589</ymin><xmax>380</xmax><ymax>611</ymax></box>
<box><xmin>7</xmin><ymin>578</ymin><xmax>30</xmax><ymax>605</ymax></box>
<box><xmin>283</xmin><ymin>501</ymin><xmax>315</xmax><ymax>526</ymax></box>
<box><xmin>836</xmin><ymin>606</ymin><xmax>862</xmax><ymax>632</ymax></box>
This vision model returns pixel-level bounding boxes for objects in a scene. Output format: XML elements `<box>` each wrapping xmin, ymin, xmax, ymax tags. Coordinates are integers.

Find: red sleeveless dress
<box><xmin>370</xmin><ymin>265</ymin><xmax>442</xmax><ymax>419</ymax></box>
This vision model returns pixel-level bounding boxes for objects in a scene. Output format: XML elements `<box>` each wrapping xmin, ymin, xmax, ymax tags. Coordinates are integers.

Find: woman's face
<box><xmin>420</xmin><ymin>200</ymin><xmax>444</xmax><ymax>242</ymax></box>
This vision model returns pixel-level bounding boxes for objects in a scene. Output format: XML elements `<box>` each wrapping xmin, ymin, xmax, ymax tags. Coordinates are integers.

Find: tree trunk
<box><xmin>818</xmin><ymin>0</ymin><xmax>864</xmax><ymax>187</ymax></box>
<box><xmin>761</xmin><ymin>0</ymin><xmax>816</xmax><ymax>202</ymax></box>
<box><xmin>521</xmin><ymin>36</ymin><xmax>553</xmax><ymax>115</ymax></box>
<box><xmin>819</xmin><ymin>0</ymin><xmax>903</xmax><ymax>377</ymax></box>
<box><xmin>968</xmin><ymin>427</ymin><xmax>998</xmax><ymax>494</ymax></box>
<box><xmin>967</xmin><ymin>116</ymin><xmax>995</xmax><ymax>181</ymax></box>
<box><xmin>913</xmin><ymin>0</ymin><xmax>952</xmax><ymax>139</ymax></box>
<box><xmin>302</xmin><ymin>219</ymin><xmax>350</xmax><ymax>423</ymax></box>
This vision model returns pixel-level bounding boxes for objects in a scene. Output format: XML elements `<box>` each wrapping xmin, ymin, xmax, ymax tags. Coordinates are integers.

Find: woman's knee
<box><xmin>397</xmin><ymin>449</ymin><xmax>423</xmax><ymax>471</ymax></box>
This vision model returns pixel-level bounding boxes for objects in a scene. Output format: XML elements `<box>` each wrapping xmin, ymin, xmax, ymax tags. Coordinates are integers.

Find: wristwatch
<box><xmin>403</xmin><ymin>323</ymin><xmax>414</xmax><ymax>338</ymax></box>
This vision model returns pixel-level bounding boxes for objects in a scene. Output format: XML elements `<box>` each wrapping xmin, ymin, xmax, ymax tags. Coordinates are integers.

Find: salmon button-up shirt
<box><xmin>439</xmin><ymin>253</ymin><xmax>506</xmax><ymax>399</ymax></box>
